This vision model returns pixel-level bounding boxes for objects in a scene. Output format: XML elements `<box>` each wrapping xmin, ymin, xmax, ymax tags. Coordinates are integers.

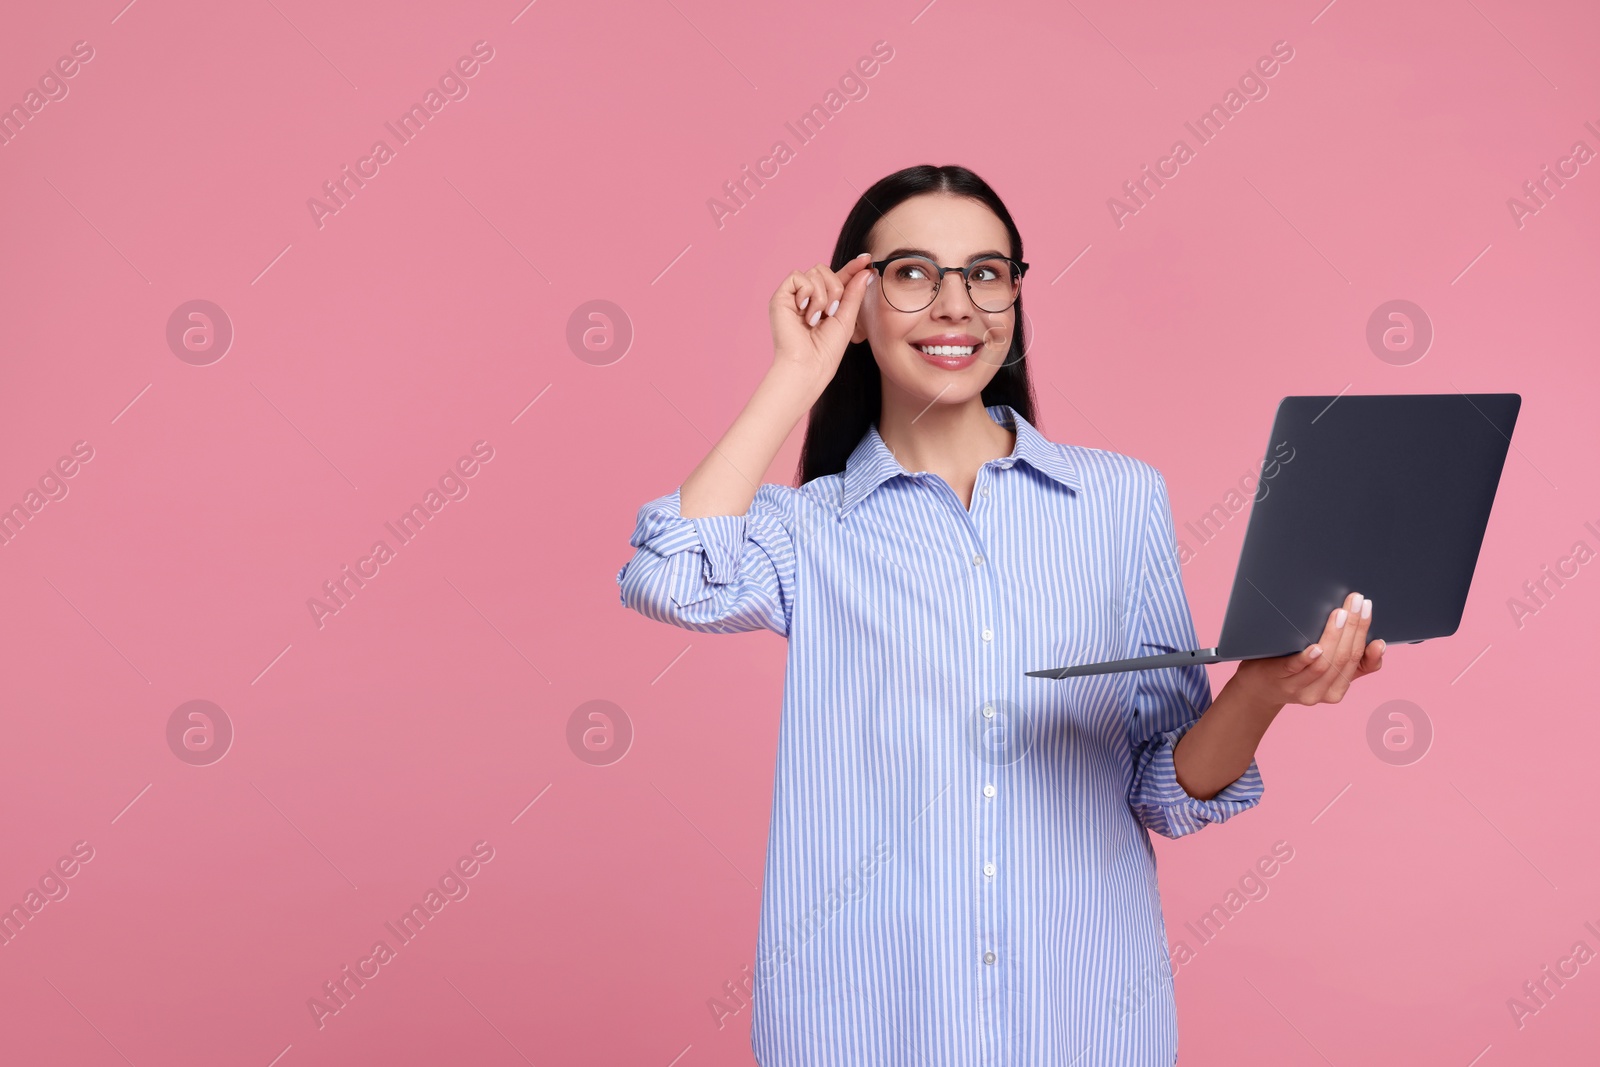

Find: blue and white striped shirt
<box><xmin>616</xmin><ymin>403</ymin><xmax>1263</xmax><ymax>1066</ymax></box>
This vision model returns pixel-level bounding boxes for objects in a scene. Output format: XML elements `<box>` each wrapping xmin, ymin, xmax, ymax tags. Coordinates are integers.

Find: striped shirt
<box><xmin>616</xmin><ymin>403</ymin><xmax>1263</xmax><ymax>1065</ymax></box>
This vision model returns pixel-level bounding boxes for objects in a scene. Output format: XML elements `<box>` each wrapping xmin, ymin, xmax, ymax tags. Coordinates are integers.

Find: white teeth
<box><xmin>917</xmin><ymin>345</ymin><xmax>977</xmax><ymax>357</ymax></box>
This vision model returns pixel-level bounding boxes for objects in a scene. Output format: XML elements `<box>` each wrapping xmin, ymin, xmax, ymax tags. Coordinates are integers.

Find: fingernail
<box><xmin>856</xmin><ymin>252</ymin><xmax>870</xmax><ymax>259</ymax></box>
<box><xmin>866</xmin><ymin>273</ymin><xmax>876</xmax><ymax>286</ymax></box>
<box><xmin>1376</xmin><ymin>640</ymin><xmax>1386</xmax><ymax>653</ymax></box>
<box><xmin>1361</xmin><ymin>598</ymin><xmax>1371</xmax><ymax>619</ymax></box>
<box><xmin>1308</xmin><ymin>646</ymin><xmax>1323</xmax><ymax>660</ymax></box>
<box><xmin>827</xmin><ymin>299</ymin><xmax>840</xmax><ymax>317</ymax></box>
<box><xmin>800</xmin><ymin>296</ymin><xmax>810</xmax><ymax>311</ymax></box>
<box><xmin>808</xmin><ymin>309</ymin><xmax>822</xmax><ymax>326</ymax></box>
<box><xmin>1335</xmin><ymin>608</ymin><xmax>1348</xmax><ymax>628</ymax></box>
<box><xmin>1352</xmin><ymin>594</ymin><xmax>1364</xmax><ymax>613</ymax></box>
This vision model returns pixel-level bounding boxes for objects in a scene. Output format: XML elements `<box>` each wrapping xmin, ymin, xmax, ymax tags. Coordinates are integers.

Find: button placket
<box><xmin>967</xmin><ymin>472</ymin><xmax>1004</xmax><ymax>1048</ymax></box>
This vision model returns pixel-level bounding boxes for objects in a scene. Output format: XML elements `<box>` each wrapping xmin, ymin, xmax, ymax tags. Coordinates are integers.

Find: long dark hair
<box><xmin>795</xmin><ymin>164</ymin><xmax>1038</xmax><ymax>486</ymax></box>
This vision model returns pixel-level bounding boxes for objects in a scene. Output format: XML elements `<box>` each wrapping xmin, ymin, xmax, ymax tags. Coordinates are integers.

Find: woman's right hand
<box><xmin>768</xmin><ymin>252</ymin><xmax>877</xmax><ymax>389</ymax></box>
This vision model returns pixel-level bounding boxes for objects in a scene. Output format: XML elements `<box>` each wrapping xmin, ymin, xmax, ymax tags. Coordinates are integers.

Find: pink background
<box><xmin>2</xmin><ymin>0</ymin><xmax>1597</xmax><ymax>1064</ymax></box>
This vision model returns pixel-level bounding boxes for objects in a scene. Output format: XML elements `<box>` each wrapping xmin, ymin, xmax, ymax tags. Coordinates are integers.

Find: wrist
<box><xmin>1220</xmin><ymin>671</ymin><xmax>1286</xmax><ymax>725</ymax></box>
<box><xmin>763</xmin><ymin>358</ymin><xmax>830</xmax><ymax>408</ymax></box>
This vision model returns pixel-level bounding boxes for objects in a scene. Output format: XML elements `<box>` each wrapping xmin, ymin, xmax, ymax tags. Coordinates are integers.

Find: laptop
<box><xmin>1026</xmin><ymin>393</ymin><xmax>1522</xmax><ymax>680</ymax></box>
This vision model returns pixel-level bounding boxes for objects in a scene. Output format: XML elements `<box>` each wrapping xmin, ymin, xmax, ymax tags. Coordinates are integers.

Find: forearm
<box><xmin>1171</xmin><ymin>677</ymin><xmax>1284</xmax><ymax>800</ymax></box>
<box><xmin>679</xmin><ymin>363</ymin><xmax>822</xmax><ymax>519</ymax></box>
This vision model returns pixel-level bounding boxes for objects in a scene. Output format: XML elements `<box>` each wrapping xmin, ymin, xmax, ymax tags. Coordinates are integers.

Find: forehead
<box><xmin>866</xmin><ymin>194</ymin><xmax>1010</xmax><ymax>258</ymax></box>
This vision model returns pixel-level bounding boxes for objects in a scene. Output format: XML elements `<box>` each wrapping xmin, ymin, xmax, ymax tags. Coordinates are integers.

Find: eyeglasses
<box><xmin>869</xmin><ymin>254</ymin><xmax>1028</xmax><ymax>314</ymax></box>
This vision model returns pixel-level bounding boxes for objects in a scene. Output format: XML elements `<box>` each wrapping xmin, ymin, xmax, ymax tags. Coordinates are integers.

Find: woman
<box><xmin>615</xmin><ymin>164</ymin><xmax>1384</xmax><ymax>1065</ymax></box>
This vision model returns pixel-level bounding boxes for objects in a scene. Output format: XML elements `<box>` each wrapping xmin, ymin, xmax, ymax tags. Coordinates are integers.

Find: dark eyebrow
<box><xmin>879</xmin><ymin>247</ymin><xmax>1011</xmax><ymax>264</ymax></box>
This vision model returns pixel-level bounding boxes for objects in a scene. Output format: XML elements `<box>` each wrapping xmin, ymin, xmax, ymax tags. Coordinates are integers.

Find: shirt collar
<box><xmin>839</xmin><ymin>404</ymin><xmax>1080</xmax><ymax>515</ymax></box>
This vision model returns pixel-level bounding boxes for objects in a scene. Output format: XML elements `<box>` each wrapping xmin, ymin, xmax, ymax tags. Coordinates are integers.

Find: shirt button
<box><xmin>982</xmin><ymin>704</ymin><xmax>995</xmax><ymax>719</ymax></box>
<box><xmin>983</xmin><ymin>783</ymin><xmax>996</xmax><ymax>798</ymax></box>
<box><xmin>981</xmin><ymin>627</ymin><xmax>993</xmax><ymax>642</ymax></box>
<box><xmin>981</xmin><ymin>486</ymin><xmax>990</xmax><ymax>496</ymax></box>
<box><xmin>983</xmin><ymin>950</ymin><xmax>997</xmax><ymax>965</ymax></box>
<box><xmin>983</xmin><ymin>861</ymin><xmax>996</xmax><ymax>878</ymax></box>
<box><xmin>972</xmin><ymin>553</ymin><xmax>984</xmax><ymax>566</ymax></box>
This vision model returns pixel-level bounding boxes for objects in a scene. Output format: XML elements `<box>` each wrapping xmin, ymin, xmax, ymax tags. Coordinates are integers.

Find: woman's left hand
<box><xmin>1231</xmin><ymin>591</ymin><xmax>1386</xmax><ymax>708</ymax></box>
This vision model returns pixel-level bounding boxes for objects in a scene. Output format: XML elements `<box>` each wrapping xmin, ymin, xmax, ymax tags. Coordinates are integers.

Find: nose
<box><xmin>930</xmin><ymin>268</ymin><xmax>975</xmax><ymax>320</ymax></box>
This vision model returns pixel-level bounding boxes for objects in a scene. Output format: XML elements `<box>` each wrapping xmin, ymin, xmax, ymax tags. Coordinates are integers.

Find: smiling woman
<box><xmin>616</xmin><ymin>163</ymin><xmax>1377</xmax><ymax>1066</ymax></box>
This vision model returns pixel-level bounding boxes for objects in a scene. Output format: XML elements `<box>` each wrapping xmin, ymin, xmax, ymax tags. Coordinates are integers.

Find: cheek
<box><xmin>862</xmin><ymin>298</ymin><xmax>916</xmax><ymax>347</ymax></box>
<box><xmin>980</xmin><ymin>313</ymin><xmax>1016</xmax><ymax>355</ymax></box>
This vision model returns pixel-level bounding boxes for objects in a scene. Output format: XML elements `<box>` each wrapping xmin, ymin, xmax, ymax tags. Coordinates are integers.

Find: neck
<box><xmin>876</xmin><ymin>385</ymin><xmax>1016</xmax><ymax>477</ymax></box>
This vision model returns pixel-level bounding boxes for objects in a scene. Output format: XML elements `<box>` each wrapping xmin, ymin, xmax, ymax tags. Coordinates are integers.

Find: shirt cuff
<box><xmin>618</xmin><ymin>487</ymin><xmax>751</xmax><ymax>589</ymax></box>
<box><xmin>1128</xmin><ymin>719</ymin><xmax>1264</xmax><ymax>839</ymax></box>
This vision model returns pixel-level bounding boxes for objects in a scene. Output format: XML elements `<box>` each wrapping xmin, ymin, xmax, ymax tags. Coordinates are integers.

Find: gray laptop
<box><xmin>1027</xmin><ymin>392</ymin><xmax>1522</xmax><ymax>680</ymax></box>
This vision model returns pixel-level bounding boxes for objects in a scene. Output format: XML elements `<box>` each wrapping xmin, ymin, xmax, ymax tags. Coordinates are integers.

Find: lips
<box><xmin>914</xmin><ymin>348</ymin><xmax>978</xmax><ymax>370</ymax></box>
<box><xmin>911</xmin><ymin>335</ymin><xmax>982</xmax><ymax>368</ymax></box>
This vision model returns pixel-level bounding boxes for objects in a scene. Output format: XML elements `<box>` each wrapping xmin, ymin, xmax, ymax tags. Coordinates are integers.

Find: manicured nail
<box><xmin>1376</xmin><ymin>640</ymin><xmax>1386</xmax><ymax>653</ymax></box>
<box><xmin>1361</xmin><ymin>598</ymin><xmax>1371</xmax><ymax>619</ymax></box>
<box><xmin>800</xmin><ymin>296</ymin><xmax>810</xmax><ymax>311</ymax></box>
<box><xmin>1335</xmin><ymin>608</ymin><xmax>1348</xmax><ymax>628</ymax></box>
<box><xmin>1307</xmin><ymin>645</ymin><xmax>1323</xmax><ymax>660</ymax></box>
<box><xmin>808</xmin><ymin>309</ymin><xmax>822</xmax><ymax>326</ymax></box>
<box><xmin>856</xmin><ymin>252</ymin><xmax>870</xmax><ymax>259</ymax></box>
<box><xmin>866</xmin><ymin>272</ymin><xmax>876</xmax><ymax>286</ymax></box>
<box><xmin>827</xmin><ymin>299</ymin><xmax>840</xmax><ymax>317</ymax></box>
<box><xmin>1352</xmin><ymin>594</ymin><xmax>1364</xmax><ymax>613</ymax></box>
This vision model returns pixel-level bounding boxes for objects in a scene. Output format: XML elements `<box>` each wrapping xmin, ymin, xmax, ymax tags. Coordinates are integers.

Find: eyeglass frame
<box><xmin>868</xmin><ymin>254</ymin><xmax>1031</xmax><ymax>313</ymax></box>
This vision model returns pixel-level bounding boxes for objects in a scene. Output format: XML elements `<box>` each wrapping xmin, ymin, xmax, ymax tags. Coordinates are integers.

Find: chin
<box><xmin>901</xmin><ymin>374</ymin><xmax>988</xmax><ymax>406</ymax></box>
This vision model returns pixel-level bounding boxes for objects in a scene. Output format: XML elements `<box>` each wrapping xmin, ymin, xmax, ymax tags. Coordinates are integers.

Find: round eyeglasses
<box><xmin>869</xmin><ymin>254</ymin><xmax>1028</xmax><ymax>314</ymax></box>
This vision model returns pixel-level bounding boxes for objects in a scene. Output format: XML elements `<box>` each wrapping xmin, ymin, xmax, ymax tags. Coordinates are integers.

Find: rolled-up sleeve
<box><xmin>1125</xmin><ymin>468</ymin><xmax>1263</xmax><ymax>839</ymax></box>
<box><xmin>615</xmin><ymin>483</ymin><xmax>798</xmax><ymax>637</ymax></box>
